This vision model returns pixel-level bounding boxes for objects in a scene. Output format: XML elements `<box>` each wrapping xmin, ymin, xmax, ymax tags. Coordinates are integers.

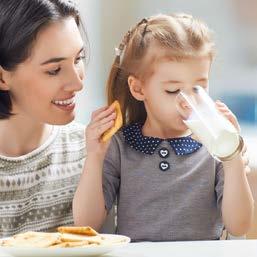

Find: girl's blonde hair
<box><xmin>106</xmin><ymin>13</ymin><xmax>216</xmax><ymax>125</ymax></box>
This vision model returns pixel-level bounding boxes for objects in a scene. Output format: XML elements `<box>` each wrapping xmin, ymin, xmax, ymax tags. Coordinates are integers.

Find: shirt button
<box><xmin>159</xmin><ymin>148</ymin><xmax>169</xmax><ymax>158</ymax></box>
<box><xmin>159</xmin><ymin>161</ymin><xmax>170</xmax><ymax>172</ymax></box>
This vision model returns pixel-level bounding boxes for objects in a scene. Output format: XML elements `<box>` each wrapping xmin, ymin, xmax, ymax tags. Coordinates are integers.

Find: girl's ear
<box><xmin>0</xmin><ymin>66</ymin><xmax>11</xmax><ymax>91</ymax></box>
<box><xmin>128</xmin><ymin>75</ymin><xmax>145</xmax><ymax>101</ymax></box>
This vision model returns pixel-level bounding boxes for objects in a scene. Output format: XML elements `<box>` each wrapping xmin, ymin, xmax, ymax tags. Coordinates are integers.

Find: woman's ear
<box><xmin>0</xmin><ymin>66</ymin><xmax>11</xmax><ymax>91</ymax></box>
<box><xmin>128</xmin><ymin>75</ymin><xmax>145</xmax><ymax>101</ymax></box>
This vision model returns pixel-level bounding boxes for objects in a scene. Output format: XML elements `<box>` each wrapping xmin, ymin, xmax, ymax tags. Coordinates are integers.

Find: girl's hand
<box><xmin>86</xmin><ymin>105</ymin><xmax>116</xmax><ymax>158</ymax></box>
<box><xmin>192</xmin><ymin>101</ymin><xmax>240</xmax><ymax>142</ymax></box>
<box><xmin>242</xmin><ymin>143</ymin><xmax>251</xmax><ymax>173</ymax></box>
<box><xmin>216</xmin><ymin>100</ymin><xmax>251</xmax><ymax>172</ymax></box>
<box><xmin>215</xmin><ymin>100</ymin><xmax>240</xmax><ymax>132</ymax></box>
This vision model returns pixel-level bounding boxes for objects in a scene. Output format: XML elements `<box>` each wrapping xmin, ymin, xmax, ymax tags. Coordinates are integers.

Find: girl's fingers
<box><xmin>242</xmin><ymin>144</ymin><xmax>247</xmax><ymax>155</ymax></box>
<box><xmin>92</xmin><ymin>105</ymin><xmax>116</xmax><ymax>123</ymax></box>
<box><xmin>91</xmin><ymin>112</ymin><xmax>116</xmax><ymax>129</ymax></box>
<box><xmin>241</xmin><ymin>145</ymin><xmax>249</xmax><ymax>163</ymax></box>
<box><xmin>86</xmin><ymin>119</ymin><xmax>114</xmax><ymax>140</ymax></box>
<box><xmin>96</xmin><ymin>120</ymin><xmax>114</xmax><ymax>137</ymax></box>
<box><xmin>223</xmin><ymin>113</ymin><xmax>238</xmax><ymax>126</ymax></box>
<box><xmin>216</xmin><ymin>100</ymin><xmax>226</xmax><ymax>106</ymax></box>
<box><xmin>216</xmin><ymin>103</ymin><xmax>237</xmax><ymax>122</ymax></box>
<box><xmin>216</xmin><ymin>102</ymin><xmax>230</xmax><ymax>113</ymax></box>
<box><xmin>242</xmin><ymin>155</ymin><xmax>250</xmax><ymax>166</ymax></box>
<box><xmin>241</xmin><ymin>144</ymin><xmax>250</xmax><ymax>170</ymax></box>
<box><xmin>222</xmin><ymin>112</ymin><xmax>238</xmax><ymax>124</ymax></box>
<box><xmin>216</xmin><ymin>102</ymin><xmax>231</xmax><ymax>114</ymax></box>
<box><xmin>216</xmin><ymin>105</ymin><xmax>240</xmax><ymax>132</ymax></box>
<box><xmin>216</xmin><ymin>106</ymin><xmax>232</xmax><ymax>115</ymax></box>
<box><xmin>217</xmin><ymin>107</ymin><xmax>230</xmax><ymax>113</ymax></box>
<box><xmin>245</xmin><ymin>166</ymin><xmax>251</xmax><ymax>174</ymax></box>
<box><xmin>221</xmin><ymin>111</ymin><xmax>232</xmax><ymax>117</ymax></box>
<box><xmin>91</xmin><ymin>106</ymin><xmax>108</xmax><ymax>120</ymax></box>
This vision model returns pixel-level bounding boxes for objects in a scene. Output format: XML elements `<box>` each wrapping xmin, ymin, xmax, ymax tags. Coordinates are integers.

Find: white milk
<box><xmin>184</xmin><ymin>117</ymin><xmax>240</xmax><ymax>158</ymax></box>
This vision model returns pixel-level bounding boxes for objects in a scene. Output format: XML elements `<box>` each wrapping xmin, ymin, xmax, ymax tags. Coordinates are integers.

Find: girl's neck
<box><xmin>0</xmin><ymin>115</ymin><xmax>53</xmax><ymax>157</ymax></box>
<box><xmin>142</xmin><ymin>118</ymin><xmax>190</xmax><ymax>139</ymax></box>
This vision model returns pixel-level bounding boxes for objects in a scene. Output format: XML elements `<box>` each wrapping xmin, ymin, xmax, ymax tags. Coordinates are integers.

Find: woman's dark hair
<box><xmin>0</xmin><ymin>0</ymin><xmax>88</xmax><ymax>119</ymax></box>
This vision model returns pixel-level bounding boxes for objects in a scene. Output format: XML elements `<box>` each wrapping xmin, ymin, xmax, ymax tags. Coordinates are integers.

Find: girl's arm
<box><xmin>216</xmin><ymin>101</ymin><xmax>254</xmax><ymax>236</ymax></box>
<box><xmin>222</xmin><ymin>153</ymin><xmax>254</xmax><ymax>236</ymax></box>
<box><xmin>73</xmin><ymin>106</ymin><xmax>116</xmax><ymax>230</ymax></box>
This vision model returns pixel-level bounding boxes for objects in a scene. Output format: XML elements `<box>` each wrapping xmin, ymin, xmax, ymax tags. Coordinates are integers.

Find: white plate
<box><xmin>0</xmin><ymin>234</ymin><xmax>130</xmax><ymax>257</ymax></box>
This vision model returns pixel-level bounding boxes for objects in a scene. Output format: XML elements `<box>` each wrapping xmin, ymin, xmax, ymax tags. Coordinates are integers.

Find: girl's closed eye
<box><xmin>165</xmin><ymin>89</ymin><xmax>180</xmax><ymax>94</ymax></box>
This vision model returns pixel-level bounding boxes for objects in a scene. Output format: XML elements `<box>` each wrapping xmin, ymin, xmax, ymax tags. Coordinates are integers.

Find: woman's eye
<box><xmin>46</xmin><ymin>67</ymin><xmax>61</xmax><ymax>76</ymax></box>
<box><xmin>75</xmin><ymin>55</ymin><xmax>86</xmax><ymax>64</ymax></box>
<box><xmin>165</xmin><ymin>89</ymin><xmax>180</xmax><ymax>94</ymax></box>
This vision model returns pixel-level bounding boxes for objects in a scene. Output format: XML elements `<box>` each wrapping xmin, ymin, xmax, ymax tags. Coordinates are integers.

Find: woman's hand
<box><xmin>86</xmin><ymin>105</ymin><xmax>116</xmax><ymax>158</ymax></box>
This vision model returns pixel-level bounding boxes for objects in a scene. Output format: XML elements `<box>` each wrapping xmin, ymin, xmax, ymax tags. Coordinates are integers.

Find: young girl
<box><xmin>0</xmin><ymin>0</ymin><xmax>95</xmax><ymax>237</ymax></box>
<box><xmin>73</xmin><ymin>14</ymin><xmax>254</xmax><ymax>241</ymax></box>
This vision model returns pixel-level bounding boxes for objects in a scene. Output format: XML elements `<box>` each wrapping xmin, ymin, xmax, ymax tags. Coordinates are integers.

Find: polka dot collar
<box><xmin>122</xmin><ymin>123</ymin><xmax>202</xmax><ymax>155</ymax></box>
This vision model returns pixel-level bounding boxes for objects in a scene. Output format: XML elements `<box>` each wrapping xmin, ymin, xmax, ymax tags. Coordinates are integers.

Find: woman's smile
<box><xmin>52</xmin><ymin>95</ymin><xmax>75</xmax><ymax>111</ymax></box>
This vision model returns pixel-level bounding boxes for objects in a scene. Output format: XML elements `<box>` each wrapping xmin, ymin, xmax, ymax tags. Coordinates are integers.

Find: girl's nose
<box><xmin>175</xmin><ymin>92</ymin><xmax>192</xmax><ymax>119</ymax></box>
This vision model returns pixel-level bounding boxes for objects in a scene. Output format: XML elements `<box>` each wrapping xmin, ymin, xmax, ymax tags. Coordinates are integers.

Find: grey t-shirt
<box><xmin>103</xmin><ymin>123</ymin><xmax>224</xmax><ymax>242</ymax></box>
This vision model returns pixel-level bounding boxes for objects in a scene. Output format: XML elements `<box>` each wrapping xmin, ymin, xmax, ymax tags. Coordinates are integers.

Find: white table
<box><xmin>105</xmin><ymin>240</ymin><xmax>257</xmax><ymax>257</ymax></box>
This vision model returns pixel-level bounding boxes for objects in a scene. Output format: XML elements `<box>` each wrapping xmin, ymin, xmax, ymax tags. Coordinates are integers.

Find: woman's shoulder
<box><xmin>58</xmin><ymin>121</ymin><xmax>85</xmax><ymax>141</ymax></box>
<box><xmin>53</xmin><ymin>121</ymin><xmax>86</xmax><ymax>152</ymax></box>
<box><xmin>60</xmin><ymin>121</ymin><xmax>85</xmax><ymax>134</ymax></box>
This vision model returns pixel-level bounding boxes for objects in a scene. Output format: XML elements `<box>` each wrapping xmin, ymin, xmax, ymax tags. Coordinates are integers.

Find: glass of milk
<box><xmin>175</xmin><ymin>86</ymin><xmax>242</xmax><ymax>161</ymax></box>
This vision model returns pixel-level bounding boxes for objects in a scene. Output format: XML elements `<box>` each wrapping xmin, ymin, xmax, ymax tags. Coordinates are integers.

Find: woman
<box><xmin>0</xmin><ymin>0</ymin><xmax>91</xmax><ymax>237</ymax></box>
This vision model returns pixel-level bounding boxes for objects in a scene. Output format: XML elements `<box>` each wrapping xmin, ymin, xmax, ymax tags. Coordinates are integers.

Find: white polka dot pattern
<box><xmin>123</xmin><ymin>123</ymin><xmax>202</xmax><ymax>155</ymax></box>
